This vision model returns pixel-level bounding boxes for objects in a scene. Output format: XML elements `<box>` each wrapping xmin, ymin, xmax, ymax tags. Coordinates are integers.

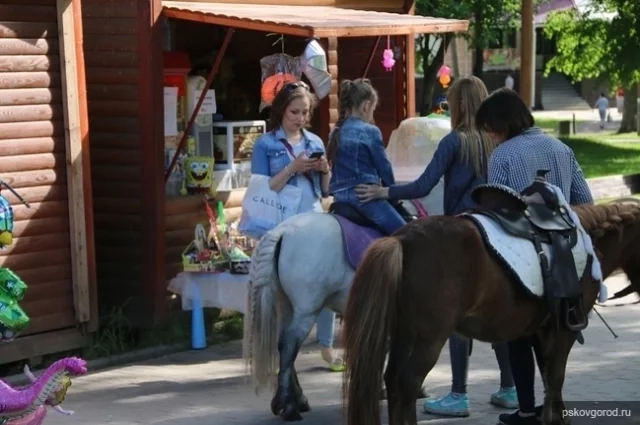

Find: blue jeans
<box><xmin>333</xmin><ymin>188</ymin><xmax>406</xmax><ymax>235</ymax></box>
<box><xmin>316</xmin><ymin>308</ymin><xmax>335</xmax><ymax>347</ymax></box>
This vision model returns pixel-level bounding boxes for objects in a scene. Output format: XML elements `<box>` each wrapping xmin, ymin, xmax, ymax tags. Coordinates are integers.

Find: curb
<box><xmin>3</xmin><ymin>342</ymin><xmax>189</xmax><ymax>386</ymax></box>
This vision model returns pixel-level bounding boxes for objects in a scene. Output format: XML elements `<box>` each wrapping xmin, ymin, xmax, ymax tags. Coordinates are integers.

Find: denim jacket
<box><xmin>329</xmin><ymin>117</ymin><xmax>396</xmax><ymax>194</ymax></box>
<box><xmin>388</xmin><ymin>131</ymin><xmax>486</xmax><ymax>215</ymax></box>
<box><xmin>250</xmin><ymin>127</ymin><xmax>326</xmax><ymax>198</ymax></box>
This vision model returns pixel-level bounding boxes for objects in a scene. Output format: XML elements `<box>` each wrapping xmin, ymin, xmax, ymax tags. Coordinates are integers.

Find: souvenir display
<box><xmin>181</xmin><ymin>200</ymin><xmax>253</xmax><ymax>274</ymax></box>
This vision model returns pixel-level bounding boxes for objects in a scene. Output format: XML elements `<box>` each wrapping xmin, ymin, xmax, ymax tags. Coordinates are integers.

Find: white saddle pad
<box><xmin>468</xmin><ymin>214</ymin><xmax>589</xmax><ymax>298</ymax></box>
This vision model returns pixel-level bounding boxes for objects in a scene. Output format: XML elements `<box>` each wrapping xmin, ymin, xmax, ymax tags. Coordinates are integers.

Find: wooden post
<box><xmin>327</xmin><ymin>37</ymin><xmax>339</xmax><ymax>134</ymax></box>
<box><xmin>404</xmin><ymin>0</ymin><xmax>416</xmax><ymax>118</ymax></box>
<box><xmin>520</xmin><ymin>0</ymin><xmax>534</xmax><ymax>108</ymax></box>
<box><xmin>57</xmin><ymin>0</ymin><xmax>91</xmax><ymax>324</ymax></box>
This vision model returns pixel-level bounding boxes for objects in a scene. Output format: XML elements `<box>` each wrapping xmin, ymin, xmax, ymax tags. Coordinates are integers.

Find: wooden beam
<box><xmin>56</xmin><ymin>0</ymin><xmax>91</xmax><ymax>324</ymax></box>
<box><xmin>520</xmin><ymin>0</ymin><xmax>534</xmax><ymax>108</ymax></box>
<box><xmin>139</xmin><ymin>0</ymin><xmax>167</xmax><ymax>325</ymax></box>
<box><xmin>162</xmin><ymin>7</ymin><xmax>468</xmax><ymax>38</ymax></box>
<box><xmin>72</xmin><ymin>0</ymin><xmax>97</xmax><ymax>333</ymax></box>
<box><xmin>327</xmin><ymin>37</ymin><xmax>339</xmax><ymax>133</ymax></box>
<box><xmin>404</xmin><ymin>0</ymin><xmax>416</xmax><ymax>118</ymax></box>
<box><xmin>0</xmin><ymin>328</ymin><xmax>90</xmax><ymax>365</ymax></box>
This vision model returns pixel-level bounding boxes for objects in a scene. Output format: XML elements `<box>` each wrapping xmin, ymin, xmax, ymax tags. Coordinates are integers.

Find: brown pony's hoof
<box><xmin>270</xmin><ymin>395</ymin><xmax>283</xmax><ymax>416</ymax></box>
<box><xmin>298</xmin><ymin>396</ymin><xmax>311</xmax><ymax>413</ymax></box>
<box><xmin>281</xmin><ymin>403</ymin><xmax>304</xmax><ymax>421</ymax></box>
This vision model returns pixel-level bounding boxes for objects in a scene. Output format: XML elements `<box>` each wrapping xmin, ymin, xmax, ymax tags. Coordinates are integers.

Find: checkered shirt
<box><xmin>488</xmin><ymin>128</ymin><xmax>594</xmax><ymax>205</ymax></box>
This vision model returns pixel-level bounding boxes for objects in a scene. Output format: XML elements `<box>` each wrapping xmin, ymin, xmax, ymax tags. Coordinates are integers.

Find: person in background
<box><xmin>595</xmin><ymin>92</ymin><xmax>609</xmax><ymax>129</ymax></box>
<box><xmin>474</xmin><ymin>88</ymin><xmax>594</xmax><ymax>425</ymax></box>
<box><xmin>355</xmin><ymin>76</ymin><xmax>518</xmax><ymax>417</ymax></box>
<box><xmin>327</xmin><ymin>78</ymin><xmax>406</xmax><ymax>235</ymax></box>
<box><xmin>505</xmin><ymin>72</ymin><xmax>515</xmax><ymax>90</ymax></box>
<box><xmin>250</xmin><ymin>81</ymin><xmax>344</xmax><ymax>372</ymax></box>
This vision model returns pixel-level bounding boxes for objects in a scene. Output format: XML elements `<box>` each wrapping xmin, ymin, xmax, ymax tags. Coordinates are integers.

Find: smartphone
<box><xmin>308</xmin><ymin>151</ymin><xmax>324</xmax><ymax>159</ymax></box>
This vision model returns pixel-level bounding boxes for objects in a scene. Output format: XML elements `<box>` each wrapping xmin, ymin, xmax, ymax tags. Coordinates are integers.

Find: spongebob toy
<box><xmin>181</xmin><ymin>156</ymin><xmax>215</xmax><ymax>196</ymax></box>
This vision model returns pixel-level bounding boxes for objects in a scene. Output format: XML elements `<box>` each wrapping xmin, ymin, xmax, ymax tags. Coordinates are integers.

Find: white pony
<box><xmin>242</xmin><ymin>116</ymin><xmax>451</xmax><ymax>421</ymax></box>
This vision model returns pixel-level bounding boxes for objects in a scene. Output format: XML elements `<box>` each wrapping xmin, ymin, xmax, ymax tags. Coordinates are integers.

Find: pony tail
<box><xmin>327</xmin><ymin>80</ymin><xmax>353</xmax><ymax>164</ymax></box>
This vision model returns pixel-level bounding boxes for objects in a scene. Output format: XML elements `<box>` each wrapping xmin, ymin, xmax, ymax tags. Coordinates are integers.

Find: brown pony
<box><xmin>342</xmin><ymin>202</ymin><xmax>640</xmax><ymax>425</ymax></box>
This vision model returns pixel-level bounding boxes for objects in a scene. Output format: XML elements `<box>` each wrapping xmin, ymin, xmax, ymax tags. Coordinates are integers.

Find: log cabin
<box><xmin>81</xmin><ymin>0</ymin><xmax>468</xmax><ymax>328</ymax></box>
<box><xmin>0</xmin><ymin>0</ymin><xmax>97</xmax><ymax>364</ymax></box>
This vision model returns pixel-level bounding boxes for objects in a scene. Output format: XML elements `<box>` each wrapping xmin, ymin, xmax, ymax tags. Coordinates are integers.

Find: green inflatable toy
<box><xmin>0</xmin><ymin>181</ymin><xmax>32</xmax><ymax>342</ymax></box>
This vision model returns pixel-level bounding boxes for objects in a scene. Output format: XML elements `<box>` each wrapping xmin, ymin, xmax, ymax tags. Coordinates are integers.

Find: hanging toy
<box><xmin>301</xmin><ymin>39</ymin><xmax>331</xmax><ymax>100</ymax></box>
<box><xmin>437</xmin><ymin>64</ymin><xmax>452</xmax><ymax>88</ymax></box>
<box><xmin>381</xmin><ymin>36</ymin><xmax>395</xmax><ymax>72</ymax></box>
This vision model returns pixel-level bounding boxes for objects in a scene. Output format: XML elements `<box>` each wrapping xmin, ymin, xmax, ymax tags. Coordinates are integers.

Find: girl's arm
<box><xmin>387</xmin><ymin>132</ymin><xmax>460</xmax><ymax>201</ymax></box>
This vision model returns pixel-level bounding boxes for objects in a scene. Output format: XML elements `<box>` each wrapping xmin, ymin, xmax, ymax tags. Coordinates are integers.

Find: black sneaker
<box><xmin>498</xmin><ymin>410</ymin><xmax>541</xmax><ymax>425</ymax></box>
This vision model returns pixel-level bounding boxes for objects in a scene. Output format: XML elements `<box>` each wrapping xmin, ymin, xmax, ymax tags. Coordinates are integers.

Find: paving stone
<box><xmin>40</xmin><ymin>275</ymin><xmax>639</xmax><ymax>425</ymax></box>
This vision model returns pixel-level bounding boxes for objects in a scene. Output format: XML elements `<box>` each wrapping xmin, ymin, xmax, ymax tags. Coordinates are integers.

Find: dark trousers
<box><xmin>507</xmin><ymin>335</ymin><xmax>546</xmax><ymax>413</ymax></box>
<box><xmin>450</xmin><ymin>334</ymin><xmax>514</xmax><ymax>394</ymax></box>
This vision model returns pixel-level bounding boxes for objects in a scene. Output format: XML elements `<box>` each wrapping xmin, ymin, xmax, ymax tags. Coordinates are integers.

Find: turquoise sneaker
<box><xmin>490</xmin><ymin>387</ymin><xmax>519</xmax><ymax>409</ymax></box>
<box><xmin>423</xmin><ymin>392</ymin><xmax>470</xmax><ymax>417</ymax></box>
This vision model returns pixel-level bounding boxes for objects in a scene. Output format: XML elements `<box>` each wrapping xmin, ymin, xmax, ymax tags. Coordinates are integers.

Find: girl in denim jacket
<box><xmin>327</xmin><ymin>78</ymin><xmax>406</xmax><ymax>235</ymax></box>
<box><xmin>250</xmin><ymin>81</ymin><xmax>343</xmax><ymax>372</ymax></box>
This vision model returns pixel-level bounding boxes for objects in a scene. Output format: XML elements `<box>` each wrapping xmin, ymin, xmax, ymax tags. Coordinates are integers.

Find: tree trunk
<box><xmin>472</xmin><ymin>6</ymin><xmax>485</xmax><ymax>78</ymax></box>
<box><xmin>418</xmin><ymin>36</ymin><xmax>453</xmax><ymax>115</ymax></box>
<box><xmin>619</xmin><ymin>83</ymin><xmax>638</xmax><ymax>133</ymax></box>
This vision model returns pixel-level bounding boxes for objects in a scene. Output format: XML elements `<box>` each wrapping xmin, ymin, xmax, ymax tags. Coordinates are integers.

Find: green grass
<box><xmin>559</xmin><ymin>137</ymin><xmax>640</xmax><ymax>178</ymax></box>
<box><xmin>535</xmin><ymin>118</ymin><xmax>586</xmax><ymax>133</ymax></box>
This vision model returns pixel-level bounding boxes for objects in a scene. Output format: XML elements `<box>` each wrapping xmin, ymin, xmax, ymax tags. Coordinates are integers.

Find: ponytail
<box><xmin>326</xmin><ymin>80</ymin><xmax>353</xmax><ymax>164</ymax></box>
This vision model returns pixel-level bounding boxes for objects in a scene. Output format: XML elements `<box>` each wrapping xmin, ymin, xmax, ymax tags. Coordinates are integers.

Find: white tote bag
<box><xmin>238</xmin><ymin>174</ymin><xmax>302</xmax><ymax>240</ymax></box>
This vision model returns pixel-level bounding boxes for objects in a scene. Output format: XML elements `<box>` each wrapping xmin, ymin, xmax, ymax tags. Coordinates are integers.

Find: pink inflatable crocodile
<box><xmin>0</xmin><ymin>357</ymin><xmax>87</xmax><ymax>425</ymax></box>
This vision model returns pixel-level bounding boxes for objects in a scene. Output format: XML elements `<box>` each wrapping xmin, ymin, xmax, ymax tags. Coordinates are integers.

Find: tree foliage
<box><xmin>543</xmin><ymin>0</ymin><xmax>640</xmax><ymax>131</ymax></box>
<box><xmin>414</xmin><ymin>0</ymin><xmax>533</xmax><ymax>114</ymax></box>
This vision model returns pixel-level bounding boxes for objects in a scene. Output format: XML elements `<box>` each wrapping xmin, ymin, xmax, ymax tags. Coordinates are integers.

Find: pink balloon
<box><xmin>6</xmin><ymin>407</ymin><xmax>47</xmax><ymax>425</ymax></box>
<box><xmin>437</xmin><ymin>64</ymin><xmax>451</xmax><ymax>77</ymax></box>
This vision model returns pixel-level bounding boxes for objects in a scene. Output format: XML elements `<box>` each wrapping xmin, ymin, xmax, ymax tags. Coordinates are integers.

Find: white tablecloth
<box><xmin>167</xmin><ymin>272</ymin><xmax>249</xmax><ymax>314</ymax></box>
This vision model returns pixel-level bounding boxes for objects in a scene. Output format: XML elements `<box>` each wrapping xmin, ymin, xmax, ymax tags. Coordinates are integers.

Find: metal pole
<box><xmin>164</xmin><ymin>28</ymin><xmax>235</xmax><ymax>183</ymax></box>
<box><xmin>531</xmin><ymin>23</ymin><xmax>536</xmax><ymax>108</ymax></box>
<box><xmin>636</xmin><ymin>96</ymin><xmax>639</xmax><ymax>136</ymax></box>
<box><xmin>361</xmin><ymin>36</ymin><xmax>382</xmax><ymax>78</ymax></box>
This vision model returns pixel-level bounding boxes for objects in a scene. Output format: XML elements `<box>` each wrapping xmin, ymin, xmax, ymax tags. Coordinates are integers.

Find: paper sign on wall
<box><xmin>192</xmin><ymin>89</ymin><xmax>217</xmax><ymax>115</ymax></box>
<box><xmin>164</xmin><ymin>87</ymin><xmax>178</xmax><ymax>136</ymax></box>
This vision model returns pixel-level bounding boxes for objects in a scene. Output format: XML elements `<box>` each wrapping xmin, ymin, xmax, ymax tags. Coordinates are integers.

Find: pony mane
<box><xmin>573</xmin><ymin>202</ymin><xmax>640</xmax><ymax>239</ymax></box>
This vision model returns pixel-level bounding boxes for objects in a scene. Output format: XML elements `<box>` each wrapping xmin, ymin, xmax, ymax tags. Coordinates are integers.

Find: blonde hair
<box><xmin>446</xmin><ymin>76</ymin><xmax>494</xmax><ymax>178</ymax></box>
<box><xmin>327</xmin><ymin>78</ymin><xmax>378</xmax><ymax>163</ymax></box>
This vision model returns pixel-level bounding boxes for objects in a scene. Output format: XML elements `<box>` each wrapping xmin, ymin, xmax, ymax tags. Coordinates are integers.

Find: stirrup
<box><xmin>565</xmin><ymin>303</ymin><xmax>588</xmax><ymax>332</ymax></box>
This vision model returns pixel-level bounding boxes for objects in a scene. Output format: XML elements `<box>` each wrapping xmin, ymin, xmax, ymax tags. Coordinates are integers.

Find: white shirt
<box><xmin>505</xmin><ymin>75</ymin><xmax>514</xmax><ymax>90</ymax></box>
<box><xmin>595</xmin><ymin>96</ymin><xmax>609</xmax><ymax>111</ymax></box>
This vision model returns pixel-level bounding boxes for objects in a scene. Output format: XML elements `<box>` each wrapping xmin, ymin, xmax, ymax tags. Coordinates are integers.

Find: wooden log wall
<box><xmin>338</xmin><ymin>36</ymin><xmax>404</xmax><ymax>144</ymax></box>
<box><xmin>0</xmin><ymin>0</ymin><xmax>78</xmax><ymax>336</ymax></box>
<box><xmin>81</xmin><ymin>0</ymin><xmax>146</xmax><ymax>319</ymax></box>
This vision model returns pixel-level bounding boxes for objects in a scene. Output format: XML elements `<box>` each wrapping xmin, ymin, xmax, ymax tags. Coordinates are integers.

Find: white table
<box><xmin>167</xmin><ymin>271</ymin><xmax>249</xmax><ymax>314</ymax></box>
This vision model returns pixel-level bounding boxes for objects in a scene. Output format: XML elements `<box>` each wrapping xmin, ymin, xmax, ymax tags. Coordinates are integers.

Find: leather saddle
<box><xmin>466</xmin><ymin>170</ymin><xmax>588</xmax><ymax>342</ymax></box>
<box><xmin>329</xmin><ymin>201</ymin><xmax>417</xmax><ymax>231</ymax></box>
